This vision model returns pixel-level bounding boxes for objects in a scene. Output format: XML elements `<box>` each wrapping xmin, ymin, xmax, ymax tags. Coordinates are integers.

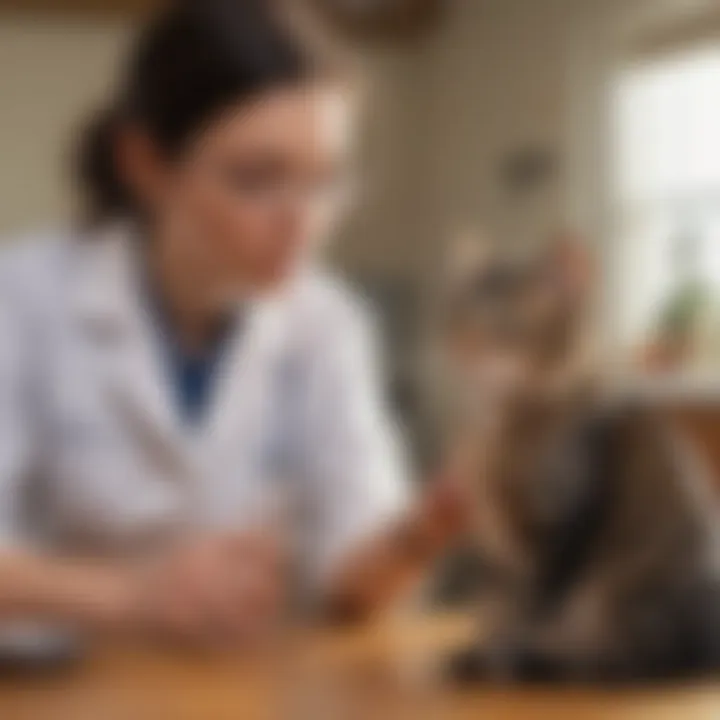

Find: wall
<box><xmin>342</xmin><ymin>0</ymin><xmax>720</xmax><ymax>283</ymax></box>
<box><xmin>0</xmin><ymin>16</ymin><xmax>131</xmax><ymax>236</ymax></box>
<box><xmin>341</xmin><ymin>0</ymin><xmax>599</xmax><ymax>284</ymax></box>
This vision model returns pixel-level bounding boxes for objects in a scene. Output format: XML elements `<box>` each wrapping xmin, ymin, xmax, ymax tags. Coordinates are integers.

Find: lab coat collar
<box><xmin>71</xmin><ymin>221</ymin><xmax>141</xmax><ymax>334</ymax></box>
<box><xmin>70</xmin><ymin>221</ymin><xmax>293</xmax><ymax>478</ymax></box>
<box><xmin>71</xmin><ymin>222</ymin><xmax>190</xmax><ymax>473</ymax></box>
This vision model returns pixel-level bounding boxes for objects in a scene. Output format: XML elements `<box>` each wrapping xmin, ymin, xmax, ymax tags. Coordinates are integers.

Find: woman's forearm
<box><xmin>325</xmin><ymin>476</ymin><xmax>472</xmax><ymax>623</ymax></box>
<box><xmin>325</xmin><ymin>514</ymin><xmax>445</xmax><ymax>622</ymax></box>
<box><xmin>0</xmin><ymin>551</ymin><xmax>134</xmax><ymax>629</ymax></box>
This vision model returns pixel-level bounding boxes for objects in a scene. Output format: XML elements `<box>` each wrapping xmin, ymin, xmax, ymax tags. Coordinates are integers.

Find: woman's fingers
<box><xmin>429</xmin><ymin>473</ymin><xmax>475</xmax><ymax>528</ymax></box>
<box><xmin>199</xmin><ymin>560</ymin><xmax>284</xmax><ymax>645</ymax></box>
<box><xmin>133</xmin><ymin>532</ymin><xmax>286</xmax><ymax>647</ymax></box>
<box><xmin>224</xmin><ymin>531</ymin><xmax>286</xmax><ymax>575</ymax></box>
<box><xmin>415</xmin><ymin>472</ymin><xmax>477</xmax><ymax>552</ymax></box>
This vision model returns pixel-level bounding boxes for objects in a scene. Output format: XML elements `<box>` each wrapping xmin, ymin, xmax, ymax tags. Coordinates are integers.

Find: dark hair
<box><xmin>77</xmin><ymin>0</ymin><xmax>336</xmax><ymax>223</ymax></box>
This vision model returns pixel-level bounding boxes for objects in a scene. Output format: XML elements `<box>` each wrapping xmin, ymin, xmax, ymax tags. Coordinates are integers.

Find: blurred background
<box><xmin>3</xmin><ymin>0</ymin><xmax>720</xmax><ymax>457</ymax></box>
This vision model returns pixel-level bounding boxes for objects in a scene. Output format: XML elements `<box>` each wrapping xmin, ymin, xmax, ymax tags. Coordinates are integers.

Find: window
<box><xmin>612</xmin><ymin>45</ymin><xmax>720</xmax><ymax>375</ymax></box>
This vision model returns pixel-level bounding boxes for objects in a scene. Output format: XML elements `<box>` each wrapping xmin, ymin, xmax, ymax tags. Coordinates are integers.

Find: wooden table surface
<box><xmin>0</xmin><ymin>614</ymin><xmax>718</xmax><ymax>720</ymax></box>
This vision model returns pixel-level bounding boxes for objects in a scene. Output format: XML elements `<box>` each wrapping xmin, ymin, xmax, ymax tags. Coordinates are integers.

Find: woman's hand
<box><xmin>402</xmin><ymin>470</ymin><xmax>477</xmax><ymax>559</ymax></box>
<box><xmin>124</xmin><ymin>532</ymin><xmax>284</xmax><ymax>647</ymax></box>
<box><xmin>325</xmin><ymin>470</ymin><xmax>475</xmax><ymax>623</ymax></box>
<box><xmin>0</xmin><ymin>533</ymin><xmax>284</xmax><ymax>649</ymax></box>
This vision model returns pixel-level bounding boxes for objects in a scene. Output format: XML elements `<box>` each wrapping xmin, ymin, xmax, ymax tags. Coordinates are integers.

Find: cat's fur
<box><xmin>432</xmin><ymin>239</ymin><xmax>720</xmax><ymax>684</ymax></box>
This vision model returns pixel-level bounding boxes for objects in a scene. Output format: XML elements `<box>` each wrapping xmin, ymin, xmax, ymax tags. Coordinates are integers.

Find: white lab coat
<box><xmin>0</xmin><ymin>225</ymin><xmax>409</xmax><ymax>583</ymax></box>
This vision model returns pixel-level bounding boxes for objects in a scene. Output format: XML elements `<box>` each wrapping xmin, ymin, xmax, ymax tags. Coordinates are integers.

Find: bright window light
<box><xmin>612</xmin><ymin>46</ymin><xmax>720</xmax><ymax>372</ymax></box>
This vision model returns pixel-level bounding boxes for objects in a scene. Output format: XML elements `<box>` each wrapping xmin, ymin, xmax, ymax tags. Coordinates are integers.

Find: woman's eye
<box><xmin>221</xmin><ymin>162</ymin><xmax>287</xmax><ymax>194</ymax></box>
<box><xmin>215</xmin><ymin>156</ymin><xmax>350</xmax><ymax>204</ymax></box>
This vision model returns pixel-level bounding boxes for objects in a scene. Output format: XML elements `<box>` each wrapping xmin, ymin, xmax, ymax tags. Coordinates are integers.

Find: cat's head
<box><xmin>434</xmin><ymin>233</ymin><xmax>593</xmax><ymax>419</ymax></box>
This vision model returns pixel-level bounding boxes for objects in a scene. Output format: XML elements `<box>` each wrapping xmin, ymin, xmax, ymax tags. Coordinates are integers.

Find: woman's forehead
<box><xmin>194</xmin><ymin>84</ymin><xmax>354</xmax><ymax>159</ymax></box>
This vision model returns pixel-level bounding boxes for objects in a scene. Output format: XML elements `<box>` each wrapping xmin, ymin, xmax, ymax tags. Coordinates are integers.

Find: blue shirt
<box><xmin>161</xmin><ymin>328</ymin><xmax>233</xmax><ymax>425</ymax></box>
<box><xmin>143</xmin><ymin>272</ymin><xmax>237</xmax><ymax>426</ymax></box>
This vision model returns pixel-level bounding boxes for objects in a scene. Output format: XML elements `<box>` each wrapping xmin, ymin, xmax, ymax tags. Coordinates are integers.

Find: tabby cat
<box><xmin>431</xmin><ymin>238</ymin><xmax>720</xmax><ymax>683</ymax></box>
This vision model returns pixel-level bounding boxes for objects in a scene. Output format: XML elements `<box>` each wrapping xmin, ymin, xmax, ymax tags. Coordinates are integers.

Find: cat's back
<box><xmin>588</xmin><ymin>395</ymin><xmax>720</xmax><ymax>575</ymax></box>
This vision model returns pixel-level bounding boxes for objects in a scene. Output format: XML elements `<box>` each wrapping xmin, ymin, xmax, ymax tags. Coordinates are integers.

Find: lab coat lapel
<box><xmin>72</xmin><ymin>225</ymin><xmax>194</xmax><ymax>475</ymax></box>
<box><xmin>198</xmin><ymin>293</ymin><xmax>289</xmax><ymax>468</ymax></box>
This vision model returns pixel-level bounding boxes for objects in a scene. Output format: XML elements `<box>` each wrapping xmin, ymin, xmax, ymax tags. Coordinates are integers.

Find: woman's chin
<box><xmin>226</xmin><ymin>263</ymin><xmax>297</xmax><ymax>299</ymax></box>
<box><xmin>260</xmin><ymin>254</ymin><xmax>305</xmax><ymax>286</ymax></box>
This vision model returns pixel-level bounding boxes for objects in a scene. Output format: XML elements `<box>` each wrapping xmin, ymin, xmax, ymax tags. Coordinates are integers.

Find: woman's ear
<box><xmin>116</xmin><ymin>124</ymin><xmax>170</xmax><ymax>213</ymax></box>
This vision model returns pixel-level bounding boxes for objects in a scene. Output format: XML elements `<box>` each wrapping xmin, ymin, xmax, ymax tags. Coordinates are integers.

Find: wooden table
<box><xmin>0</xmin><ymin>614</ymin><xmax>718</xmax><ymax>720</ymax></box>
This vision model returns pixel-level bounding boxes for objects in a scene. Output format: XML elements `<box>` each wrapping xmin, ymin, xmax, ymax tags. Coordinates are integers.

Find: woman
<box><xmin>0</xmin><ymin>0</ymin><xmax>462</xmax><ymax>645</ymax></box>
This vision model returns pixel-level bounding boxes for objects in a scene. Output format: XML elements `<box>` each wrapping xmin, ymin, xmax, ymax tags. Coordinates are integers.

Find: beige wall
<box><xmin>341</xmin><ymin>0</ymin><xmax>591</xmax><ymax>281</ymax></box>
<box><xmin>342</xmin><ymin>0</ymin><xmax>720</xmax><ymax>283</ymax></box>
<box><xmin>0</xmin><ymin>16</ymin><xmax>130</xmax><ymax>236</ymax></box>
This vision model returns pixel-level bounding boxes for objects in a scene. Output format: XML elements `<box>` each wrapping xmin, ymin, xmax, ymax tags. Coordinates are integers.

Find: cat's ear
<box><xmin>442</xmin><ymin>228</ymin><xmax>491</xmax><ymax>287</ymax></box>
<box><xmin>543</xmin><ymin>231</ymin><xmax>593</xmax><ymax>301</ymax></box>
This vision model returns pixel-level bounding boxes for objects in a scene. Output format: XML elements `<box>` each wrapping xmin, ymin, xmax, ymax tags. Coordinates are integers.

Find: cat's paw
<box><xmin>446</xmin><ymin>646</ymin><xmax>570</xmax><ymax>685</ymax></box>
<box><xmin>445</xmin><ymin>647</ymin><xmax>493</xmax><ymax>684</ymax></box>
<box><xmin>513</xmin><ymin>650</ymin><xmax>567</xmax><ymax>683</ymax></box>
